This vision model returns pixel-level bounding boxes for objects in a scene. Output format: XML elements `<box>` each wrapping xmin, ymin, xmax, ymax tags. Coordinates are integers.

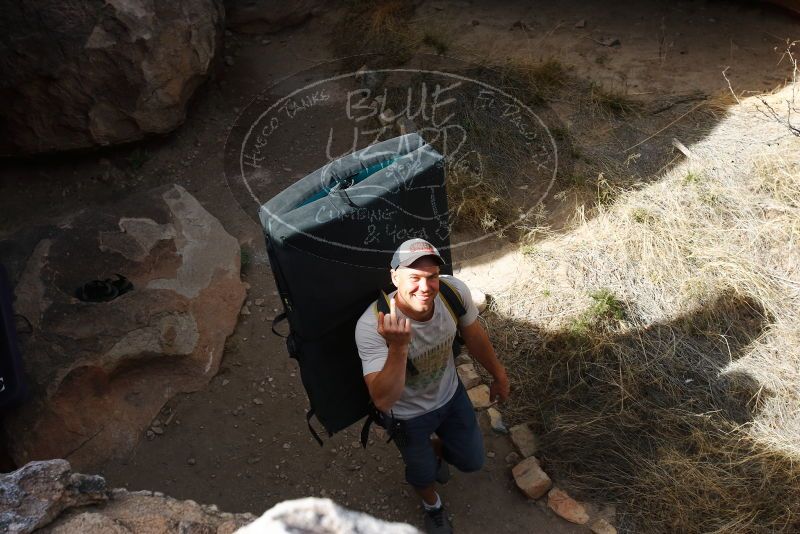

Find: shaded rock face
<box><xmin>0</xmin><ymin>0</ymin><xmax>224</xmax><ymax>155</ymax></box>
<box><xmin>4</xmin><ymin>185</ymin><xmax>246</xmax><ymax>470</ymax></box>
<box><xmin>226</xmin><ymin>0</ymin><xmax>322</xmax><ymax>33</ymax></box>
<box><xmin>0</xmin><ymin>459</ymin><xmax>107</xmax><ymax>534</ymax></box>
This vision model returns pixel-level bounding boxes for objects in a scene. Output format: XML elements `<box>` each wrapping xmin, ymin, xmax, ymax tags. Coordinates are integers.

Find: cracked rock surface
<box><xmin>4</xmin><ymin>185</ymin><xmax>246</xmax><ymax>470</ymax></box>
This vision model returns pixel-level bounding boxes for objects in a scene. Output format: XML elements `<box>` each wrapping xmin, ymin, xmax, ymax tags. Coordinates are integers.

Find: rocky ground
<box><xmin>1</xmin><ymin>1</ymin><xmax>798</xmax><ymax>533</ymax></box>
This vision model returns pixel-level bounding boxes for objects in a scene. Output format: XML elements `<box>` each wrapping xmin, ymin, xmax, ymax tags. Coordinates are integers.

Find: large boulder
<box><xmin>0</xmin><ymin>0</ymin><xmax>224</xmax><ymax>155</ymax></box>
<box><xmin>0</xmin><ymin>460</ymin><xmax>106</xmax><ymax>534</ymax></box>
<box><xmin>3</xmin><ymin>185</ymin><xmax>246</xmax><ymax>470</ymax></box>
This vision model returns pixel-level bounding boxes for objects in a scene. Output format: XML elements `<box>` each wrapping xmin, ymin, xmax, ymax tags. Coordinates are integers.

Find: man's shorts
<box><xmin>394</xmin><ymin>381</ymin><xmax>484</xmax><ymax>488</ymax></box>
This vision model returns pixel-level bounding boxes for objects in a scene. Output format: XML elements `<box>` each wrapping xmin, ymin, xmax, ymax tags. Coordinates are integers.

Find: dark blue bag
<box><xmin>0</xmin><ymin>264</ymin><xmax>27</xmax><ymax>408</ymax></box>
<box><xmin>261</xmin><ymin>133</ymin><xmax>453</xmax><ymax>444</ymax></box>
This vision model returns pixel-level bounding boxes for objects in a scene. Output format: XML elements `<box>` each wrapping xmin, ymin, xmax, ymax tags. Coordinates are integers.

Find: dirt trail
<box><xmin>1</xmin><ymin>2</ymin><xmax>797</xmax><ymax>532</ymax></box>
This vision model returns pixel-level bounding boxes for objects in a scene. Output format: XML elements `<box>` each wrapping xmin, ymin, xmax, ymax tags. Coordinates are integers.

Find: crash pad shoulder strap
<box><xmin>374</xmin><ymin>290</ymin><xmax>391</xmax><ymax>316</ymax></box>
<box><xmin>438</xmin><ymin>278</ymin><xmax>466</xmax><ymax>323</ymax></box>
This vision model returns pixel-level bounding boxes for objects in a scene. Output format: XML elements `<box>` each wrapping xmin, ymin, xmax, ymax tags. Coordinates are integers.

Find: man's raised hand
<box><xmin>377</xmin><ymin>297</ymin><xmax>412</xmax><ymax>347</ymax></box>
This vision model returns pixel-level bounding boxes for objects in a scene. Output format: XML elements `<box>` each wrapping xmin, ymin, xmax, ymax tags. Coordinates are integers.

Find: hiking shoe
<box><xmin>424</xmin><ymin>506</ymin><xmax>453</xmax><ymax>534</ymax></box>
<box><xmin>435</xmin><ymin>458</ymin><xmax>450</xmax><ymax>484</ymax></box>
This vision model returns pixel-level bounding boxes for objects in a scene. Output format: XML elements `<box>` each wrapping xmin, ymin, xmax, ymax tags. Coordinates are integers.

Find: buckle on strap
<box><xmin>271</xmin><ymin>312</ymin><xmax>288</xmax><ymax>338</ymax></box>
<box><xmin>306</xmin><ymin>408</ymin><xmax>323</xmax><ymax>447</ymax></box>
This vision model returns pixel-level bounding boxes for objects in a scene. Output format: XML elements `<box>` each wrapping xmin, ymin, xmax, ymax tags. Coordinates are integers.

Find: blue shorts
<box><xmin>394</xmin><ymin>381</ymin><xmax>484</xmax><ymax>488</ymax></box>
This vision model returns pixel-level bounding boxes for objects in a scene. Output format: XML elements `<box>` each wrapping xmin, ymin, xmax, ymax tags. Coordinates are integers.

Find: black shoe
<box><xmin>424</xmin><ymin>506</ymin><xmax>453</xmax><ymax>534</ymax></box>
<box><xmin>435</xmin><ymin>458</ymin><xmax>451</xmax><ymax>484</ymax></box>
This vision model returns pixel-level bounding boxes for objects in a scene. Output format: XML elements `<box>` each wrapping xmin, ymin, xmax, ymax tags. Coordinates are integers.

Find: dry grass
<box><xmin>446</xmin><ymin>163</ymin><xmax>515</xmax><ymax>234</ymax></box>
<box><xmin>330</xmin><ymin>5</ymin><xmax>739</xmax><ymax>235</ymax></box>
<box><xmin>332</xmin><ymin>1</ymin><xmax>419</xmax><ymax>67</ymax></box>
<box><xmin>589</xmin><ymin>82</ymin><xmax>641</xmax><ymax>115</ymax></box>
<box><xmin>490</xmin><ymin>58</ymin><xmax>571</xmax><ymax>104</ymax></box>
<box><xmin>477</xmin><ymin>85</ymin><xmax>800</xmax><ymax>532</ymax></box>
<box><xmin>434</xmin><ymin>58</ymin><xmax>580</xmax><ymax>234</ymax></box>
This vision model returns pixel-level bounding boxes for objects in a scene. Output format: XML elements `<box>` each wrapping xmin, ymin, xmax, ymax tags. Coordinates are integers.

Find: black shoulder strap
<box><xmin>438</xmin><ymin>278</ymin><xmax>467</xmax><ymax>321</ymax></box>
<box><xmin>439</xmin><ymin>278</ymin><xmax>468</xmax><ymax>359</ymax></box>
<box><xmin>375</xmin><ymin>290</ymin><xmax>391</xmax><ymax>315</ymax></box>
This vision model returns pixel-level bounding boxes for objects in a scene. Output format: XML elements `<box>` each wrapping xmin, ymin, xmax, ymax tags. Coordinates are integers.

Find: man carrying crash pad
<box><xmin>355</xmin><ymin>238</ymin><xmax>510</xmax><ymax>534</ymax></box>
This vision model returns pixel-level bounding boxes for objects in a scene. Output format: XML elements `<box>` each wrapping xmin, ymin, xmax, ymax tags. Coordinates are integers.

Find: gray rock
<box><xmin>467</xmin><ymin>384</ymin><xmax>492</xmax><ymax>410</ymax></box>
<box><xmin>467</xmin><ymin>286</ymin><xmax>488</xmax><ymax>313</ymax></box>
<box><xmin>0</xmin><ymin>460</ymin><xmax>107</xmax><ymax>534</ymax></box>
<box><xmin>4</xmin><ymin>185</ymin><xmax>246</xmax><ymax>470</ymax></box>
<box><xmin>591</xmin><ymin>518</ymin><xmax>618</xmax><ymax>534</ymax></box>
<box><xmin>454</xmin><ymin>353</ymin><xmax>472</xmax><ymax>366</ymax></box>
<box><xmin>547</xmin><ymin>487</ymin><xmax>590</xmax><ymax>524</ymax></box>
<box><xmin>597</xmin><ymin>37</ymin><xmax>621</xmax><ymax>47</ymax></box>
<box><xmin>0</xmin><ymin>0</ymin><xmax>224</xmax><ymax>155</ymax></box>
<box><xmin>456</xmin><ymin>363</ymin><xmax>481</xmax><ymax>389</ymax></box>
<box><xmin>510</xmin><ymin>423</ymin><xmax>539</xmax><ymax>457</ymax></box>
<box><xmin>487</xmin><ymin>407</ymin><xmax>508</xmax><ymax>434</ymax></box>
<box><xmin>512</xmin><ymin>457</ymin><xmax>552</xmax><ymax>500</ymax></box>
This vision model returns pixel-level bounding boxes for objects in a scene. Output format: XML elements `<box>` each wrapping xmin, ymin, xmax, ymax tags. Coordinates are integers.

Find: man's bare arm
<box><xmin>460</xmin><ymin>319</ymin><xmax>510</xmax><ymax>402</ymax></box>
<box><xmin>364</xmin><ymin>298</ymin><xmax>411</xmax><ymax>412</ymax></box>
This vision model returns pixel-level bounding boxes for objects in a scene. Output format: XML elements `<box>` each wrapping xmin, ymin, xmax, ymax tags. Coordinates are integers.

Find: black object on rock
<box><xmin>75</xmin><ymin>274</ymin><xmax>133</xmax><ymax>303</ymax></box>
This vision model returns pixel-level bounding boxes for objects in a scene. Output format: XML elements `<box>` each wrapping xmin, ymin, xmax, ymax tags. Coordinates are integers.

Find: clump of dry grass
<box><xmin>332</xmin><ymin>1</ymin><xmax>419</xmax><ymax>67</ymax></box>
<box><xmin>446</xmin><ymin>163</ymin><xmax>515</xmax><ymax>233</ymax></box>
<box><xmin>370</xmin><ymin>60</ymin><xmax>562</xmax><ymax>236</ymax></box>
<box><xmin>478</xmin><ymin>85</ymin><xmax>800</xmax><ymax>532</ymax></box>
<box><xmin>491</xmin><ymin>58</ymin><xmax>571</xmax><ymax>104</ymax></box>
<box><xmin>589</xmin><ymin>82</ymin><xmax>641</xmax><ymax>116</ymax></box>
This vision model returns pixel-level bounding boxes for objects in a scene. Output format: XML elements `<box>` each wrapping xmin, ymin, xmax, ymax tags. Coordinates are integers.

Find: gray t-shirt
<box><xmin>355</xmin><ymin>275</ymin><xmax>479</xmax><ymax>419</ymax></box>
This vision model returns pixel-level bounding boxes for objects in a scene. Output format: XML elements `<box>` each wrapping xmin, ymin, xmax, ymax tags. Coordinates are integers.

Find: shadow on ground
<box><xmin>482</xmin><ymin>289</ymin><xmax>799</xmax><ymax>532</ymax></box>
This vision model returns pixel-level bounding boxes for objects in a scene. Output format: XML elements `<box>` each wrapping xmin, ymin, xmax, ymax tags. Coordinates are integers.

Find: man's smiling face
<box><xmin>391</xmin><ymin>256</ymin><xmax>441</xmax><ymax>321</ymax></box>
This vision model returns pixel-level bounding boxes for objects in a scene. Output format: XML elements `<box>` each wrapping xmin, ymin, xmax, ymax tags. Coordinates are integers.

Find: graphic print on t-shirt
<box><xmin>406</xmin><ymin>333</ymin><xmax>455</xmax><ymax>390</ymax></box>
